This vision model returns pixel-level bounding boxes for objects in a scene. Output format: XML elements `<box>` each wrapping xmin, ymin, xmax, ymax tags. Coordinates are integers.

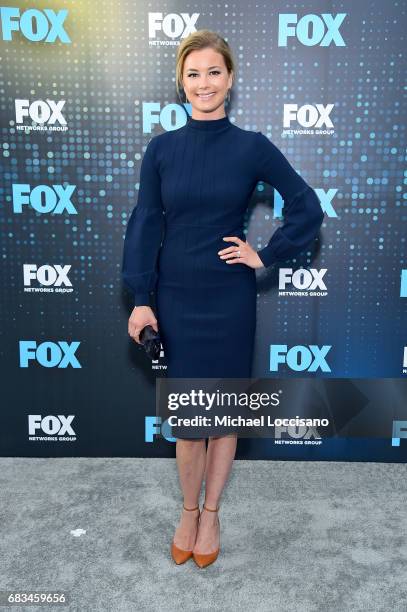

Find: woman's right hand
<box><xmin>128</xmin><ymin>305</ymin><xmax>158</xmax><ymax>344</ymax></box>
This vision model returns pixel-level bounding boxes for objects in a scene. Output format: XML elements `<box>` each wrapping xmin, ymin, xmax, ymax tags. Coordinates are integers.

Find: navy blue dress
<box><xmin>122</xmin><ymin>114</ymin><xmax>323</xmax><ymax>379</ymax></box>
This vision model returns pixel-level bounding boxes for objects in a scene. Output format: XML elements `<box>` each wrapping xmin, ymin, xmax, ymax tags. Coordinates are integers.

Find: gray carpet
<box><xmin>0</xmin><ymin>458</ymin><xmax>406</xmax><ymax>612</ymax></box>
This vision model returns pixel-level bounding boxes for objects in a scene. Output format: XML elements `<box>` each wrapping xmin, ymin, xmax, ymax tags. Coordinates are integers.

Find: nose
<box><xmin>197</xmin><ymin>75</ymin><xmax>210</xmax><ymax>88</ymax></box>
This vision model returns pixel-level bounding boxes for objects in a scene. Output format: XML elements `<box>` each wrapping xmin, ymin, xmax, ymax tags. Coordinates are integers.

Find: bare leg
<box><xmin>173</xmin><ymin>438</ymin><xmax>206</xmax><ymax>550</ymax></box>
<box><xmin>193</xmin><ymin>433</ymin><xmax>237</xmax><ymax>554</ymax></box>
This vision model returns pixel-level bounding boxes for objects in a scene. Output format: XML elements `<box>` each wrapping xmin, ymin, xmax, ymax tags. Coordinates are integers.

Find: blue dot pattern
<box><xmin>0</xmin><ymin>1</ymin><xmax>405</xmax><ymax>389</ymax></box>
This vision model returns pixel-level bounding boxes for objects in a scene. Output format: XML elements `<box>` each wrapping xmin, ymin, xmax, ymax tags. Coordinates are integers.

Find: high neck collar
<box><xmin>186</xmin><ymin>114</ymin><xmax>232</xmax><ymax>132</ymax></box>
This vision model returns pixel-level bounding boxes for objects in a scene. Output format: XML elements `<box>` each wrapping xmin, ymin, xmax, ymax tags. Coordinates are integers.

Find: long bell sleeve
<box><xmin>122</xmin><ymin>136</ymin><xmax>165</xmax><ymax>306</ymax></box>
<box><xmin>254</xmin><ymin>132</ymin><xmax>324</xmax><ymax>268</ymax></box>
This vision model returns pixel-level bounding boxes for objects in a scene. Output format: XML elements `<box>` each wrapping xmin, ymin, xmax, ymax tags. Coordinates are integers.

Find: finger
<box><xmin>226</xmin><ymin>255</ymin><xmax>246</xmax><ymax>264</ymax></box>
<box><xmin>219</xmin><ymin>245</ymin><xmax>245</xmax><ymax>256</ymax></box>
<box><xmin>130</xmin><ymin>326</ymin><xmax>142</xmax><ymax>343</ymax></box>
<box><xmin>221</xmin><ymin>250</ymin><xmax>244</xmax><ymax>260</ymax></box>
<box><xmin>128</xmin><ymin>322</ymin><xmax>137</xmax><ymax>335</ymax></box>
<box><xmin>222</xmin><ymin>236</ymin><xmax>242</xmax><ymax>242</ymax></box>
<box><xmin>218</xmin><ymin>245</ymin><xmax>242</xmax><ymax>255</ymax></box>
<box><xmin>219</xmin><ymin>248</ymin><xmax>241</xmax><ymax>258</ymax></box>
<box><xmin>222</xmin><ymin>236</ymin><xmax>242</xmax><ymax>246</ymax></box>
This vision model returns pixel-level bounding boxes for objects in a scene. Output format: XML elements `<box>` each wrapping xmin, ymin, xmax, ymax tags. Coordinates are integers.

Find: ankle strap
<box><xmin>203</xmin><ymin>503</ymin><xmax>219</xmax><ymax>512</ymax></box>
<box><xmin>183</xmin><ymin>504</ymin><xmax>200</xmax><ymax>512</ymax></box>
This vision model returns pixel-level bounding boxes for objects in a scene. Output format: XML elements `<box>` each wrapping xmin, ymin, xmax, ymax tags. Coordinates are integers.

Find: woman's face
<box><xmin>182</xmin><ymin>48</ymin><xmax>233</xmax><ymax>119</ymax></box>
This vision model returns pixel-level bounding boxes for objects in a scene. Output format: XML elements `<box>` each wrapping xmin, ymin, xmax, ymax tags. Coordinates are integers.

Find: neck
<box><xmin>186</xmin><ymin>113</ymin><xmax>232</xmax><ymax>132</ymax></box>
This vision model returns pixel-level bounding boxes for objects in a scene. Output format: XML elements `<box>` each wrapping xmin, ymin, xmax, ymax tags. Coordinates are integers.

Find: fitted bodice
<box><xmin>155</xmin><ymin>115</ymin><xmax>259</xmax><ymax>230</ymax></box>
<box><xmin>122</xmin><ymin>113</ymin><xmax>324</xmax><ymax>306</ymax></box>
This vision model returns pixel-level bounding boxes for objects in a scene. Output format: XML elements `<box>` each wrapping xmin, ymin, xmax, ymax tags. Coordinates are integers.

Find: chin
<box><xmin>198</xmin><ymin>105</ymin><xmax>218</xmax><ymax>112</ymax></box>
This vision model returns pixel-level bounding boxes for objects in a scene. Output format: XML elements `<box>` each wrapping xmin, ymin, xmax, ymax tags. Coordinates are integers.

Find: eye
<box><xmin>187</xmin><ymin>70</ymin><xmax>221</xmax><ymax>78</ymax></box>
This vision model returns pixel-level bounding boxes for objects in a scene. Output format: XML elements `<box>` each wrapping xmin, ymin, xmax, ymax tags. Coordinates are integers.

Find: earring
<box><xmin>225</xmin><ymin>89</ymin><xmax>231</xmax><ymax>104</ymax></box>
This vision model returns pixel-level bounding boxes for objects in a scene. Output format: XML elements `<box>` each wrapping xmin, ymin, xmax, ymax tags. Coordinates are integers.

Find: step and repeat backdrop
<box><xmin>1</xmin><ymin>1</ymin><xmax>406</xmax><ymax>460</ymax></box>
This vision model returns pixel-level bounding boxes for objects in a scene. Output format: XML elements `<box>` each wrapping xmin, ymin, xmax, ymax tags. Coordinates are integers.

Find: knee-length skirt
<box><xmin>155</xmin><ymin>223</ymin><xmax>257</xmax><ymax>438</ymax></box>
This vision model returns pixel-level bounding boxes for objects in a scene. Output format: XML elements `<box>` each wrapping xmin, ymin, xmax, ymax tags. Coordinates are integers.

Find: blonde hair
<box><xmin>175</xmin><ymin>29</ymin><xmax>235</xmax><ymax>102</ymax></box>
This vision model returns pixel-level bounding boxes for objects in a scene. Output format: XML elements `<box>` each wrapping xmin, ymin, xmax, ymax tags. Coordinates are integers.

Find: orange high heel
<box><xmin>192</xmin><ymin>504</ymin><xmax>220</xmax><ymax>568</ymax></box>
<box><xmin>171</xmin><ymin>504</ymin><xmax>200</xmax><ymax>564</ymax></box>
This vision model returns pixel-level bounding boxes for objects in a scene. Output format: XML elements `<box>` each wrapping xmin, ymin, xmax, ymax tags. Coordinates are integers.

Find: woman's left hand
<box><xmin>218</xmin><ymin>236</ymin><xmax>265</xmax><ymax>269</ymax></box>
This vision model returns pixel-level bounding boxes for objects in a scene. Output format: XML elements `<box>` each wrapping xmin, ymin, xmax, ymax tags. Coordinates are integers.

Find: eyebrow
<box><xmin>186</xmin><ymin>66</ymin><xmax>222</xmax><ymax>71</ymax></box>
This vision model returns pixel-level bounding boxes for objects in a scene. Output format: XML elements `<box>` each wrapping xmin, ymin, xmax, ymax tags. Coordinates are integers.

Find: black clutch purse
<box><xmin>139</xmin><ymin>324</ymin><xmax>161</xmax><ymax>360</ymax></box>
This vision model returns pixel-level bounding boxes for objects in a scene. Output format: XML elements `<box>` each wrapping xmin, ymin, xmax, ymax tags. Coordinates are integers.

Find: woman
<box><xmin>122</xmin><ymin>30</ymin><xmax>324</xmax><ymax>568</ymax></box>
